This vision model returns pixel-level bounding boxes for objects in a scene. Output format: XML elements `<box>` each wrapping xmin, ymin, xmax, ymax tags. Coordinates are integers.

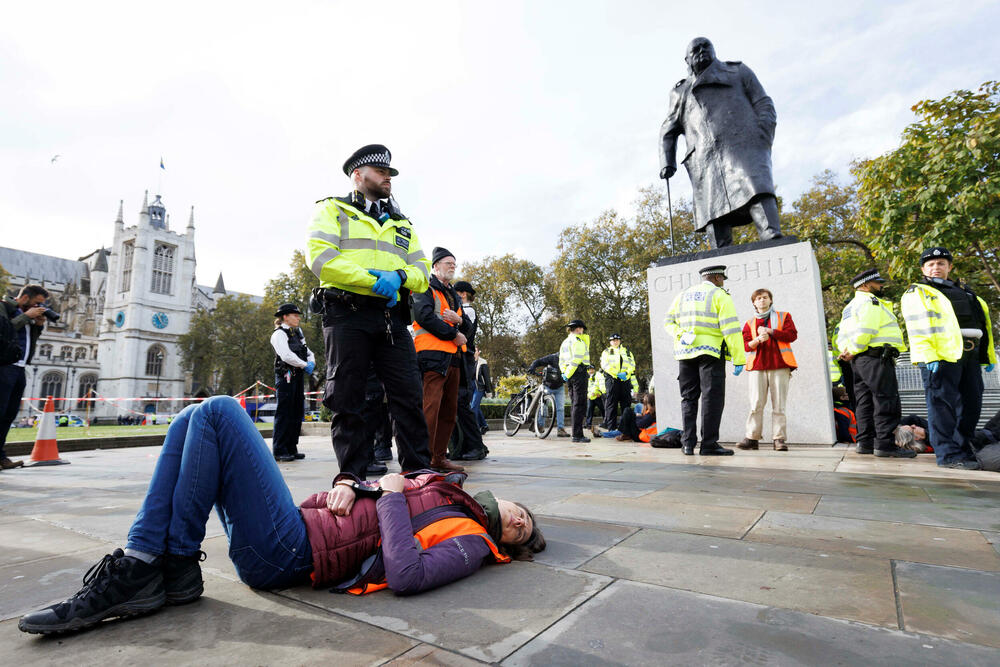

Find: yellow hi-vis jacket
<box><xmin>587</xmin><ymin>371</ymin><xmax>605</xmax><ymax>400</ymax></box>
<box><xmin>664</xmin><ymin>281</ymin><xmax>746</xmax><ymax>364</ymax></box>
<box><xmin>559</xmin><ymin>333</ymin><xmax>590</xmax><ymax>377</ymax></box>
<box><xmin>836</xmin><ymin>291</ymin><xmax>906</xmax><ymax>356</ymax></box>
<box><xmin>900</xmin><ymin>282</ymin><xmax>996</xmax><ymax>365</ymax></box>
<box><xmin>306</xmin><ymin>196</ymin><xmax>431</xmax><ymax>300</ymax></box>
<box><xmin>828</xmin><ymin>350</ymin><xmax>842</xmax><ymax>383</ymax></box>
<box><xmin>600</xmin><ymin>345</ymin><xmax>636</xmax><ymax>379</ymax></box>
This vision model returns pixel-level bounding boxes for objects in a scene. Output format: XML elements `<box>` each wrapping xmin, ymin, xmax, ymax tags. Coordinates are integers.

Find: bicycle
<box><xmin>503</xmin><ymin>372</ymin><xmax>557</xmax><ymax>439</ymax></box>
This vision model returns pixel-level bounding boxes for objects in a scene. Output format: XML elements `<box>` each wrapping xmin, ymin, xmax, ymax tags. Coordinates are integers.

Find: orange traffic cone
<box><xmin>26</xmin><ymin>396</ymin><xmax>70</xmax><ymax>467</ymax></box>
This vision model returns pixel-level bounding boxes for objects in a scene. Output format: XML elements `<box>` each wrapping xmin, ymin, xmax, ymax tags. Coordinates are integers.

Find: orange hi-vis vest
<box><xmin>340</xmin><ymin>506</ymin><xmax>509</xmax><ymax>595</ymax></box>
<box><xmin>413</xmin><ymin>288</ymin><xmax>466</xmax><ymax>354</ymax></box>
<box><xmin>639</xmin><ymin>422</ymin><xmax>658</xmax><ymax>443</ymax></box>
<box><xmin>746</xmin><ymin>311</ymin><xmax>798</xmax><ymax>371</ymax></box>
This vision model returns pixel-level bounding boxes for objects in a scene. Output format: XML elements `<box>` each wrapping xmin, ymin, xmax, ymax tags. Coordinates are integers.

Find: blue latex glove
<box><xmin>733</xmin><ymin>365</ymin><xmax>744</xmax><ymax>377</ymax></box>
<box><xmin>986</xmin><ymin>363</ymin><xmax>996</xmax><ymax>372</ymax></box>
<box><xmin>561</xmin><ymin>374</ymin><xmax>568</xmax><ymax>381</ymax></box>
<box><xmin>927</xmin><ymin>361</ymin><xmax>939</xmax><ymax>373</ymax></box>
<box><xmin>304</xmin><ymin>361</ymin><xmax>315</xmax><ymax>375</ymax></box>
<box><xmin>368</xmin><ymin>269</ymin><xmax>402</xmax><ymax>298</ymax></box>
<box><xmin>617</xmin><ymin>372</ymin><xmax>627</xmax><ymax>380</ymax></box>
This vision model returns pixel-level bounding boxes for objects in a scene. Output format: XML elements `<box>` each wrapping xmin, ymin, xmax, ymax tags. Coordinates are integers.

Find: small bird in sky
<box><xmin>50</xmin><ymin>155</ymin><xmax>60</xmax><ymax>163</ymax></box>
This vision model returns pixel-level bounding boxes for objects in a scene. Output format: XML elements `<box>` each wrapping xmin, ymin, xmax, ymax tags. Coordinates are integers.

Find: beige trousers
<box><xmin>745</xmin><ymin>367</ymin><xmax>792</xmax><ymax>441</ymax></box>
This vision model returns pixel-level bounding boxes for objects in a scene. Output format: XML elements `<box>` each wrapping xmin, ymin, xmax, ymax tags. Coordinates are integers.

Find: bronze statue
<box><xmin>659</xmin><ymin>37</ymin><xmax>783</xmax><ymax>248</ymax></box>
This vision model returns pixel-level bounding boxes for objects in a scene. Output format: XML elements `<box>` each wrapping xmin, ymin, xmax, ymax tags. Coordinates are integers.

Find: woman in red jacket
<box><xmin>738</xmin><ymin>288</ymin><xmax>798</xmax><ymax>451</ymax></box>
<box><xmin>19</xmin><ymin>396</ymin><xmax>544</xmax><ymax>636</ymax></box>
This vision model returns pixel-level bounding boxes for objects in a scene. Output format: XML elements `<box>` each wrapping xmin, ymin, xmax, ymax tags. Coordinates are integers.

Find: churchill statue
<box><xmin>659</xmin><ymin>37</ymin><xmax>783</xmax><ymax>248</ymax></box>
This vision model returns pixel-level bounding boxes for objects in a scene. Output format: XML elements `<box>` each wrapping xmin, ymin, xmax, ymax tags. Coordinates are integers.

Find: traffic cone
<box><xmin>26</xmin><ymin>396</ymin><xmax>70</xmax><ymax>467</ymax></box>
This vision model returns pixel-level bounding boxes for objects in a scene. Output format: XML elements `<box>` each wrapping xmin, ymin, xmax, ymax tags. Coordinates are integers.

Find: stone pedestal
<box><xmin>646</xmin><ymin>239</ymin><xmax>835</xmax><ymax>445</ymax></box>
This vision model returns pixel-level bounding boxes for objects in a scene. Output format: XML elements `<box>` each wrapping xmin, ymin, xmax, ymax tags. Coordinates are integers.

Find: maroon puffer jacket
<box><xmin>298</xmin><ymin>472</ymin><xmax>490</xmax><ymax>588</ymax></box>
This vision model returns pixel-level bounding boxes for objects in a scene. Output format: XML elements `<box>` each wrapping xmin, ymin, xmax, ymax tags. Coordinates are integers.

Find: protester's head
<box><xmin>431</xmin><ymin>248</ymin><xmax>457</xmax><ymax>283</ymax></box>
<box><xmin>685</xmin><ymin>37</ymin><xmax>716</xmax><ymax>75</ymax></box>
<box><xmin>895</xmin><ymin>425</ymin><xmax>930</xmax><ymax>453</ymax></box>
<box><xmin>496</xmin><ymin>499</ymin><xmax>546</xmax><ymax>560</ymax></box>
<box><xmin>851</xmin><ymin>268</ymin><xmax>886</xmax><ymax>296</ymax></box>
<box><xmin>832</xmin><ymin>385</ymin><xmax>849</xmax><ymax>404</ymax></box>
<box><xmin>273</xmin><ymin>303</ymin><xmax>302</xmax><ymax>328</ymax></box>
<box><xmin>454</xmin><ymin>281</ymin><xmax>475</xmax><ymax>304</ymax></box>
<box><xmin>566</xmin><ymin>319</ymin><xmax>586</xmax><ymax>334</ymax></box>
<box><xmin>16</xmin><ymin>284</ymin><xmax>49</xmax><ymax>309</ymax></box>
<box><xmin>920</xmin><ymin>247</ymin><xmax>953</xmax><ymax>281</ymax></box>
<box><xmin>344</xmin><ymin>144</ymin><xmax>396</xmax><ymax>201</ymax></box>
<box><xmin>699</xmin><ymin>265</ymin><xmax>726</xmax><ymax>287</ymax></box>
<box><xmin>751</xmin><ymin>288</ymin><xmax>773</xmax><ymax>314</ymax></box>
<box><xmin>642</xmin><ymin>392</ymin><xmax>655</xmax><ymax>415</ymax></box>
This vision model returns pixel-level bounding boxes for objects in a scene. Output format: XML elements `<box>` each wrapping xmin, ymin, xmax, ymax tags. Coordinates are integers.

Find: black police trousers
<box><xmin>567</xmin><ymin>366</ymin><xmax>588</xmax><ymax>438</ymax></box>
<box><xmin>921</xmin><ymin>347</ymin><xmax>983</xmax><ymax>466</ymax></box>
<box><xmin>322</xmin><ymin>302</ymin><xmax>431</xmax><ymax>478</ymax></box>
<box><xmin>850</xmin><ymin>353</ymin><xmax>901</xmax><ymax>451</ymax></box>
<box><xmin>452</xmin><ymin>355</ymin><xmax>486</xmax><ymax>457</ymax></box>
<box><xmin>678</xmin><ymin>354</ymin><xmax>726</xmax><ymax>449</ymax></box>
<box><xmin>272</xmin><ymin>369</ymin><xmax>304</xmax><ymax>458</ymax></box>
<box><xmin>602</xmin><ymin>376</ymin><xmax>631</xmax><ymax>429</ymax></box>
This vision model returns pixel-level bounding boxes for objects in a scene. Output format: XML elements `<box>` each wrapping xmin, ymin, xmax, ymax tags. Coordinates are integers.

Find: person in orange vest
<box><xmin>738</xmin><ymin>288</ymin><xmax>798</xmax><ymax>451</ymax></box>
<box><xmin>413</xmin><ymin>248</ymin><xmax>470</xmax><ymax>472</ymax></box>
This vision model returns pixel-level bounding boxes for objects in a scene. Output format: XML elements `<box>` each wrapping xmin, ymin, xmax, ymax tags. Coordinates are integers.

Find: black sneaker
<box><xmin>572</xmin><ymin>437</ymin><xmax>591</xmax><ymax>443</ymax></box>
<box><xmin>874</xmin><ymin>447</ymin><xmax>917</xmax><ymax>458</ymax></box>
<box><xmin>293</xmin><ymin>453</ymin><xmax>306</xmax><ymax>460</ymax></box>
<box><xmin>942</xmin><ymin>459</ymin><xmax>982</xmax><ymax>470</ymax></box>
<box><xmin>855</xmin><ymin>445</ymin><xmax>874</xmax><ymax>455</ymax></box>
<box><xmin>18</xmin><ymin>549</ymin><xmax>165</xmax><ymax>635</ymax></box>
<box><xmin>164</xmin><ymin>551</ymin><xmax>206</xmax><ymax>605</ymax></box>
<box><xmin>373</xmin><ymin>448</ymin><xmax>393</xmax><ymax>462</ymax></box>
<box><xmin>366</xmin><ymin>461</ymin><xmax>388</xmax><ymax>475</ymax></box>
<box><xmin>275</xmin><ymin>454</ymin><xmax>295</xmax><ymax>462</ymax></box>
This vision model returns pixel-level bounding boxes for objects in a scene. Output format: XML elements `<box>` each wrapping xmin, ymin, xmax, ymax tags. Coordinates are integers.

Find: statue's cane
<box><xmin>666</xmin><ymin>177</ymin><xmax>675</xmax><ymax>255</ymax></box>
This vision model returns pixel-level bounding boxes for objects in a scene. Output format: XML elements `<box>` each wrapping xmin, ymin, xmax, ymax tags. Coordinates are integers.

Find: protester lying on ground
<box><xmin>971</xmin><ymin>406</ymin><xmax>1000</xmax><ymax>450</ymax></box>
<box><xmin>19</xmin><ymin>396</ymin><xmax>545</xmax><ymax>636</ymax></box>
<box><xmin>895</xmin><ymin>415</ymin><xmax>931</xmax><ymax>453</ymax></box>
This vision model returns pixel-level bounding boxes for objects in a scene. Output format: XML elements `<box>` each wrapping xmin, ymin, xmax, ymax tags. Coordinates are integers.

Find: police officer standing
<box><xmin>306</xmin><ymin>144</ymin><xmax>432</xmax><ymax>485</ymax></box>
<box><xmin>599</xmin><ymin>334</ymin><xmax>635</xmax><ymax>430</ymax></box>
<box><xmin>901</xmin><ymin>248</ymin><xmax>996</xmax><ymax>469</ymax></box>
<box><xmin>836</xmin><ymin>269</ymin><xmax>914</xmax><ymax>458</ymax></box>
<box><xmin>559</xmin><ymin>320</ymin><xmax>591</xmax><ymax>443</ymax></box>
<box><xmin>270</xmin><ymin>303</ymin><xmax>316</xmax><ymax>462</ymax></box>
<box><xmin>664</xmin><ymin>265</ymin><xmax>745</xmax><ymax>455</ymax></box>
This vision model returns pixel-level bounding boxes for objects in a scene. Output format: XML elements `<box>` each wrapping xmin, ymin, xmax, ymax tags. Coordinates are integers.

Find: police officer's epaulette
<box><xmin>870</xmin><ymin>296</ymin><xmax>879</xmax><ymax>305</ymax></box>
<box><xmin>315</xmin><ymin>196</ymin><xmax>335</xmax><ymax>204</ymax></box>
<box><xmin>904</xmin><ymin>285</ymin><xmax>917</xmax><ymax>293</ymax></box>
<box><xmin>724</xmin><ymin>60</ymin><xmax>743</xmax><ymax>65</ymax></box>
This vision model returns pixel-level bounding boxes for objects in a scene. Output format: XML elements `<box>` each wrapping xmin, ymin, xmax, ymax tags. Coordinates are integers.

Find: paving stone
<box><xmin>896</xmin><ymin>561</ymin><xmax>1000</xmax><ymax>649</ymax></box>
<box><xmin>280</xmin><ymin>562</ymin><xmax>610</xmax><ymax>663</ymax></box>
<box><xmin>920</xmin><ymin>485</ymin><xmax>1000</xmax><ymax>509</ymax></box>
<box><xmin>759</xmin><ymin>476</ymin><xmax>932</xmax><ymax>502</ymax></box>
<box><xmin>815</xmin><ymin>496</ymin><xmax>1000</xmax><ymax>532</ymax></box>
<box><xmin>536</xmin><ymin>493</ymin><xmax>763</xmax><ymax>538</ymax></box>
<box><xmin>530</xmin><ymin>517</ymin><xmax>636</xmax><ymax>569</ymax></box>
<box><xmin>503</xmin><ymin>580</ymin><xmax>1000</xmax><ymax>666</ymax></box>
<box><xmin>4</xmin><ymin>574</ymin><xmax>418</xmax><ymax>664</ymax></box>
<box><xmin>0</xmin><ymin>518</ymin><xmax>110</xmax><ymax>565</ymax></box>
<box><xmin>478</xmin><ymin>477</ymin><xmax>661</xmax><ymax>508</ymax></box>
<box><xmin>745</xmin><ymin>512</ymin><xmax>1000</xmax><ymax>571</ymax></box>
<box><xmin>641</xmin><ymin>487</ymin><xmax>820</xmax><ymax>513</ymax></box>
<box><xmin>384</xmin><ymin>643</ymin><xmax>486</xmax><ymax>666</ymax></box>
<box><xmin>581</xmin><ymin>529</ymin><xmax>897</xmax><ymax>626</ymax></box>
<box><xmin>0</xmin><ymin>546</ymin><xmax>111</xmax><ymax>620</ymax></box>
<box><xmin>984</xmin><ymin>532</ymin><xmax>1000</xmax><ymax>557</ymax></box>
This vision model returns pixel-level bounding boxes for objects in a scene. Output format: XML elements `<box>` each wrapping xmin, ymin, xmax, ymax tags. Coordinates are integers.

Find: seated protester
<box><xmin>19</xmin><ymin>396</ymin><xmax>545</xmax><ymax>636</ymax></box>
<box><xmin>832</xmin><ymin>386</ymin><xmax>857</xmax><ymax>444</ymax></box>
<box><xmin>971</xmin><ymin>406</ymin><xmax>1000</xmax><ymax>450</ymax></box>
<box><xmin>896</xmin><ymin>415</ymin><xmax>931</xmax><ymax>453</ymax></box>
<box><xmin>596</xmin><ymin>394</ymin><xmax>656</xmax><ymax>442</ymax></box>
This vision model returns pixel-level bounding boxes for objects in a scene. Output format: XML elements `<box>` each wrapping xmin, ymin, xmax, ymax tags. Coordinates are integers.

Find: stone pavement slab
<box><xmin>745</xmin><ymin>511</ymin><xmax>1000</xmax><ymax>571</ymax></box>
<box><xmin>815</xmin><ymin>495</ymin><xmax>1000</xmax><ymax>532</ymax></box>
<box><xmin>641</xmin><ymin>487</ymin><xmax>821</xmax><ymax>513</ymax></box>
<box><xmin>985</xmin><ymin>531</ymin><xmax>1000</xmax><ymax>557</ymax></box>
<box><xmin>895</xmin><ymin>561</ymin><xmax>1000</xmax><ymax>649</ymax></box>
<box><xmin>503</xmin><ymin>580</ymin><xmax>1000</xmax><ymax>666</ymax></box>
<box><xmin>0</xmin><ymin>546</ymin><xmax>112</xmax><ymax>620</ymax></box>
<box><xmin>757</xmin><ymin>475</ymin><xmax>934</xmax><ymax>502</ymax></box>
<box><xmin>529</xmin><ymin>517</ymin><xmax>636</xmax><ymax>569</ymax></box>
<box><xmin>582</xmin><ymin>529</ymin><xmax>897</xmax><ymax>626</ymax></box>
<box><xmin>5</xmin><ymin>574</ymin><xmax>420</xmax><ymax>665</ymax></box>
<box><xmin>280</xmin><ymin>562</ymin><xmax>610</xmax><ymax>663</ymax></box>
<box><xmin>0</xmin><ymin>517</ymin><xmax>109</xmax><ymax>565</ymax></box>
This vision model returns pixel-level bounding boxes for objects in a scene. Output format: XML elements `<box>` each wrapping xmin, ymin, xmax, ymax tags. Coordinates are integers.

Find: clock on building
<box><xmin>152</xmin><ymin>312</ymin><xmax>169</xmax><ymax>329</ymax></box>
<box><xmin>114</xmin><ymin>311</ymin><xmax>125</xmax><ymax>328</ymax></box>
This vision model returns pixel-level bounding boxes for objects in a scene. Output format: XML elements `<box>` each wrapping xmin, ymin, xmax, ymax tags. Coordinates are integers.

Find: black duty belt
<box><xmin>323</xmin><ymin>287</ymin><xmax>390</xmax><ymax>311</ymax></box>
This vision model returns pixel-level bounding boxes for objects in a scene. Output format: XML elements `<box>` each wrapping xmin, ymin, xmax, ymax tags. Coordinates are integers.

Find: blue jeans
<box><xmin>127</xmin><ymin>396</ymin><xmax>313</xmax><ymax>589</ymax></box>
<box><xmin>545</xmin><ymin>385</ymin><xmax>565</xmax><ymax>429</ymax></box>
<box><xmin>471</xmin><ymin>389</ymin><xmax>487</xmax><ymax>429</ymax></box>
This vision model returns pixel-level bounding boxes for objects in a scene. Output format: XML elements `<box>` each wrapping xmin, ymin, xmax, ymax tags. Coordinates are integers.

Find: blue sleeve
<box><xmin>376</xmin><ymin>492</ymin><xmax>492</xmax><ymax>596</ymax></box>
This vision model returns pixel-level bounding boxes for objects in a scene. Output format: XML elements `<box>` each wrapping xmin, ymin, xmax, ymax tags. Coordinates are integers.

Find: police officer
<box><xmin>270</xmin><ymin>303</ymin><xmax>316</xmax><ymax>462</ymax></box>
<box><xmin>664</xmin><ymin>265</ymin><xmax>745</xmax><ymax>455</ymax></box>
<box><xmin>559</xmin><ymin>319</ymin><xmax>591</xmax><ymax>443</ymax></box>
<box><xmin>836</xmin><ymin>269</ymin><xmax>914</xmax><ymax>458</ymax></box>
<box><xmin>599</xmin><ymin>334</ymin><xmax>635</xmax><ymax>430</ymax></box>
<box><xmin>901</xmin><ymin>248</ymin><xmax>996</xmax><ymax>469</ymax></box>
<box><xmin>306</xmin><ymin>144</ymin><xmax>432</xmax><ymax>484</ymax></box>
<box><xmin>586</xmin><ymin>365</ymin><xmax>604</xmax><ymax>428</ymax></box>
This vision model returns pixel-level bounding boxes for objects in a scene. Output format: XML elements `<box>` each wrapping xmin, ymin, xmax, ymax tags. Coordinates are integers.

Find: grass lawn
<box><xmin>4</xmin><ymin>422</ymin><xmax>272</xmax><ymax>443</ymax></box>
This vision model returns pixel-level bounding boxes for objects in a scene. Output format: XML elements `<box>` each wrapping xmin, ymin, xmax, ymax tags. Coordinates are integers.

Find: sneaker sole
<box><xmin>18</xmin><ymin>590</ymin><xmax>166</xmax><ymax>635</ymax></box>
<box><xmin>166</xmin><ymin>582</ymin><xmax>204</xmax><ymax>605</ymax></box>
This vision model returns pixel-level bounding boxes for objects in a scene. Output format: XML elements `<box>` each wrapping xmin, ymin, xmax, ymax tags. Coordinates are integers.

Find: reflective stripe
<box><xmin>412</xmin><ymin>260</ymin><xmax>429</xmax><ymax>280</ymax></box>
<box><xmin>907</xmin><ymin>326</ymin><xmax>946</xmax><ymax>336</ymax></box>
<box><xmin>721</xmin><ymin>326</ymin><xmax>741</xmax><ymax>336</ymax></box>
<box><xmin>870</xmin><ymin>336</ymin><xmax>903</xmax><ymax>344</ymax></box>
<box><xmin>718</xmin><ymin>316</ymin><xmax>739</xmax><ymax>327</ymax></box>
<box><xmin>310</xmin><ymin>247</ymin><xmax>341</xmax><ymax>278</ymax></box>
<box><xmin>310</xmin><ymin>229</ymin><xmax>341</xmax><ymax>245</ymax></box>
<box><xmin>341</xmin><ymin>239</ymin><xmax>377</xmax><ymax>250</ymax></box>
<box><xmin>905</xmin><ymin>313</ymin><xmax>937</xmax><ymax>323</ymax></box>
<box><xmin>856</xmin><ymin>327</ymin><xmax>878</xmax><ymax>335</ymax></box>
<box><xmin>408</xmin><ymin>249</ymin><xmax>427</xmax><ymax>263</ymax></box>
<box><xmin>338</xmin><ymin>210</ymin><xmax>350</xmax><ymax>239</ymax></box>
<box><xmin>380</xmin><ymin>243</ymin><xmax>407</xmax><ymax>259</ymax></box>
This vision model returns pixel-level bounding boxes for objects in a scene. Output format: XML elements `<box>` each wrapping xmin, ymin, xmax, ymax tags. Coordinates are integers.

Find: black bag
<box><xmin>542</xmin><ymin>366</ymin><xmax>564</xmax><ymax>389</ymax></box>
<box><xmin>650</xmin><ymin>430</ymin><xmax>682</xmax><ymax>448</ymax></box>
<box><xmin>0</xmin><ymin>308</ymin><xmax>23</xmax><ymax>366</ymax></box>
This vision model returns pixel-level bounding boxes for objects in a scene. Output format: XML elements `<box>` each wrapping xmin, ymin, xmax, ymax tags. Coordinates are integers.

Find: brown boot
<box><xmin>1</xmin><ymin>457</ymin><xmax>24</xmax><ymax>470</ymax></box>
<box><xmin>430</xmin><ymin>457</ymin><xmax>465</xmax><ymax>473</ymax></box>
<box><xmin>737</xmin><ymin>438</ymin><xmax>759</xmax><ymax>450</ymax></box>
<box><xmin>773</xmin><ymin>440</ymin><xmax>788</xmax><ymax>452</ymax></box>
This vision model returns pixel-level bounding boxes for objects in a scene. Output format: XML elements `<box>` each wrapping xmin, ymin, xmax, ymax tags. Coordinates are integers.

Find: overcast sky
<box><xmin>1</xmin><ymin>0</ymin><xmax>996</xmax><ymax>295</ymax></box>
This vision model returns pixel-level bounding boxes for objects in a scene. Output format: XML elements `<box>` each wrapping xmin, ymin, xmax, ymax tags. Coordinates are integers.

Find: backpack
<box><xmin>542</xmin><ymin>366</ymin><xmax>563</xmax><ymax>389</ymax></box>
<box><xmin>650</xmin><ymin>430</ymin><xmax>682</xmax><ymax>448</ymax></box>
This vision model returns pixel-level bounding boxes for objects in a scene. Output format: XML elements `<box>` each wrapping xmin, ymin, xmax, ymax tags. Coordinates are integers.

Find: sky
<box><xmin>1</xmin><ymin>0</ymin><xmax>997</xmax><ymax>295</ymax></box>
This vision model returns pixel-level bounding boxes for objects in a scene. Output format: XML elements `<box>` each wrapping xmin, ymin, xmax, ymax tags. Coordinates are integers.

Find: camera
<box><xmin>41</xmin><ymin>304</ymin><xmax>60</xmax><ymax>322</ymax></box>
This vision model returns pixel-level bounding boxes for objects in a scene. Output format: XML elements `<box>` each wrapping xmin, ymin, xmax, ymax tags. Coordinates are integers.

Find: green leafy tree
<box><xmin>0</xmin><ymin>263</ymin><xmax>9</xmax><ymax>296</ymax></box>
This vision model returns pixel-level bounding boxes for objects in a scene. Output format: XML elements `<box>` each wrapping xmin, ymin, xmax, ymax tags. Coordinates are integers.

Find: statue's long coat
<box><xmin>659</xmin><ymin>59</ymin><xmax>777</xmax><ymax>231</ymax></box>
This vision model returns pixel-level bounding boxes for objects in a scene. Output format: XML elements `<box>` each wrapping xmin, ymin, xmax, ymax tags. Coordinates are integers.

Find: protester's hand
<box><xmin>927</xmin><ymin>361</ymin><xmax>939</xmax><ymax>373</ymax></box>
<box><xmin>441</xmin><ymin>309</ymin><xmax>462</xmax><ymax>325</ymax></box>
<box><xmin>758</xmin><ymin>332</ymin><xmax>770</xmax><ymax>343</ymax></box>
<box><xmin>304</xmin><ymin>361</ymin><xmax>316</xmax><ymax>375</ymax></box>
<box><xmin>454</xmin><ymin>332</ymin><xmax>467</xmax><ymax>347</ymax></box>
<box><xmin>326</xmin><ymin>484</ymin><xmax>357</xmax><ymax>516</ymax></box>
<box><xmin>368</xmin><ymin>269</ymin><xmax>402</xmax><ymax>298</ymax></box>
<box><xmin>733</xmin><ymin>365</ymin><xmax>744</xmax><ymax>377</ymax></box>
<box><xmin>379</xmin><ymin>472</ymin><xmax>405</xmax><ymax>493</ymax></box>
<box><xmin>617</xmin><ymin>372</ymin><xmax>627</xmax><ymax>380</ymax></box>
<box><xmin>660</xmin><ymin>166</ymin><xmax>676</xmax><ymax>180</ymax></box>
<box><xmin>679</xmin><ymin>331</ymin><xmax>696</xmax><ymax>345</ymax></box>
<box><xmin>24</xmin><ymin>305</ymin><xmax>46</xmax><ymax>319</ymax></box>
<box><xmin>986</xmin><ymin>363</ymin><xmax>996</xmax><ymax>372</ymax></box>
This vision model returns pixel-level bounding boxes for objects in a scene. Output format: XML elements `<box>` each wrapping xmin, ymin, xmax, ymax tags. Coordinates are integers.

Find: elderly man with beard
<box><xmin>659</xmin><ymin>37</ymin><xmax>783</xmax><ymax>248</ymax></box>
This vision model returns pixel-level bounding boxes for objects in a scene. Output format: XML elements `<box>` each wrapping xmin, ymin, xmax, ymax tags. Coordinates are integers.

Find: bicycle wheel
<box><xmin>503</xmin><ymin>396</ymin><xmax>525</xmax><ymax>436</ymax></box>
<box><xmin>535</xmin><ymin>392</ymin><xmax>557</xmax><ymax>439</ymax></box>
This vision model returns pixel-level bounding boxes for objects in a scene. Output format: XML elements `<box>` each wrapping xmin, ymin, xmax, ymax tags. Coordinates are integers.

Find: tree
<box><xmin>854</xmin><ymin>81</ymin><xmax>1000</xmax><ymax>327</ymax></box>
<box><xmin>0</xmin><ymin>263</ymin><xmax>9</xmax><ymax>296</ymax></box>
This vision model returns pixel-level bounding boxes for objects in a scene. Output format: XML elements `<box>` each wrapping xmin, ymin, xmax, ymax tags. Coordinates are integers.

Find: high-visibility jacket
<box><xmin>559</xmin><ymin>333</ymin><xmax>590</xmax><ymax>377</ymax></box>
<box><xmin>901</xmin><ymin>282</ymin><xmax>996</xmax><ymax>365</ymax></box>
<box><xmin>648</xmin><ymin>376</ymin><xmax>655</xmax><ymax>394</ymax></box>
<box><xmin>836</xmin><ymin>291</ymin><xmax>906</xmax><ymax>356</ymax></box>
<box><xmin>664</xmin><ymin>281</ymin><xmax>746</xmax><ymax>364</ymax></box>
<box><xmin>587</xmin><ymin>371</ymin><xmax>605</xmax><ymax>400</ymax></box>
<box><xmin>306</xmin><ymin>196</ymin><xmax>431</xmax><ymax>300</ymax></box>
<box><xmin>413</xmin><ymin>287</ymin><xmax>466</xmax><ymax>354</ymax></box>
<box><xmin>630</xmin><ymin>376</ymin><xmax>639</xmax><ymax>394</ymax></box>
<box><xmin>745</xmin><ymin>311</ymin><xmax>798</xmax><ymax>371</ymax></box>
<box><xmin>600</xmin><ymin>345</ymin><xmax>636</xmax><ymax>379</ymax></box>
<box><xmin>828</xmin><ymin>350</ymin><xmax>842</xmax><ymax>383</ymax></box>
